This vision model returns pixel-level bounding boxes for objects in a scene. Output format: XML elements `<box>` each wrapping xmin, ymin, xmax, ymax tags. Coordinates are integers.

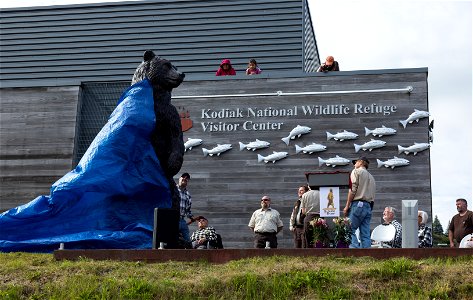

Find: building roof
<box><xmin>0</xmin><ymin>0</ymin><xmax>320</xmax><ymax>88</ymax></box>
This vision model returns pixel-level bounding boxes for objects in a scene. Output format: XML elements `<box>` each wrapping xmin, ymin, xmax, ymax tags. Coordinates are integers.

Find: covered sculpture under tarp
<box><xmin>0</xmin><ymin>79</ymin><xmax>171</xmax><ymax>252</ymax></box>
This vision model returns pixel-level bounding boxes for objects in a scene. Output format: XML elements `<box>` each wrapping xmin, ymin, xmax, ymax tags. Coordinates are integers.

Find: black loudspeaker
<box><xmin>152</xmin><ymin>208</ymin><xmax>179</xmax><ymax>249</ymax></box>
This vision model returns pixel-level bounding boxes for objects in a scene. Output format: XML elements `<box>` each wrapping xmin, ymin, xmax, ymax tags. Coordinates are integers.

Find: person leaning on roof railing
<box><xmin>317</xmin><ymin>55</ymin><xmax>340</xmax><ymax>72</ymax></box>
<box><xmin>216</xmin><ymin>59</ymin><xmax>236</xmax><ymax>76</ymax></box>
<box><xmin>245</xmin><ymin>58</ymin><xmax>262</xmax><ymax>75</ymax></box>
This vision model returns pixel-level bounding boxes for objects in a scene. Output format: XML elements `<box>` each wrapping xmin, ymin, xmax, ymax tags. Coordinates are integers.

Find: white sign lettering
<box><xmin>198</xmin><ymin>103</ymin><xmax>397</xmax><ymax>133</ymax></box>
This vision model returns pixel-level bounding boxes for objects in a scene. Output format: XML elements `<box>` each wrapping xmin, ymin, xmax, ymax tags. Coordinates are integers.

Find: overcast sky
<box><xmin>1</xmin><ymin>0</ymin><xmax>472</xmax><ymax>230</ymax></box>
<box><xmin>309</xmin><ymin>0</ymin><xmax>472</xmax><ymax>230</ymax></box>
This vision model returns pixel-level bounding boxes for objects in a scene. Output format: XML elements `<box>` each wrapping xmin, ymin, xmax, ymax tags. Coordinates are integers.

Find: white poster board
<box><xmin>320</xmin><ymin>186</ymin><xmax>340</xmax><ymax>217</ymax></box>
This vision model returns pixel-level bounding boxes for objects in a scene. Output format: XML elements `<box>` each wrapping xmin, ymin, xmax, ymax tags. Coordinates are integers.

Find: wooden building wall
<box><xmin>0</xmin><ymin>87</ymin><xmax>79</xmax><ymax>211</ymax></box>
<box><xmin>0</xmin><ymin>0</ymin><xmax>319</xmax><ymax>88</ymax></box>
<box><xmin>171</xmin><ymin>70</ymin><xmax>431</xmax><ymax>248</ymax></box>
<box><xmin>0</xmin><ymin>69</ymin><xmax>431</xmax><ymax>248</ymax></box>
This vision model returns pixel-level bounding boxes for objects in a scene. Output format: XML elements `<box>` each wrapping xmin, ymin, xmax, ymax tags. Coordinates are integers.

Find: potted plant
<box><xmin>333</xmin><ymin>217</ymin><xmax>352</xmax><ymax>248</ymax></box>
<box><xmin>309</xmin><ymin>217</ymin><xmax>329</xmax><ymax>248</ymax></box>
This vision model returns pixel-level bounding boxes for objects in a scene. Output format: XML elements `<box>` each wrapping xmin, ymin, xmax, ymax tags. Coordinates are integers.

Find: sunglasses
<box><xmin>261</xmin><ymin>199</ymin><xmax>270</xmax><ymax>201</ymax></box>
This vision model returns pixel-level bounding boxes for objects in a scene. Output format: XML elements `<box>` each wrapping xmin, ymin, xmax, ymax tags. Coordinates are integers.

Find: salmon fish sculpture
<box><xmin>184</xmin><ymin>138</ymin><xmax>203</xmax><ymax>152</ymax></box>
<box><xmin>354</xmin><ymin>139</ymin><xmax>386</xmax><ymax>153</ymax></box>
<box><xmin>295</xmin><ymin>143</ymin><xmax>327</xmax><ymax>154</ymax></box>
<box><xmin>257</xmin><ymin>151</ymin><xmax>288</xmax><ymax>163</ymax></box>
<box><xmin>318</xmin><ymin>155</ymin><xmax>350</xmax><ymax>167</ymax></box>
<box><xmin>377</xmin><ymin>157</ymin><xmax>410</xmax><ymax>169</ymax></box>
<box><xmin>239</xmin><ymin>139</ymin><xmax>270</xmax><ymax>151</ymax></box>
<box><xmin>397</xmin><ymin>143</ymin><xmax>430</xmax><ymax>155</ymax></box>
<box><xmin>326</xmin><ymin>130</ymin><xmax>358</xmax><ymax>141</ymax></box>
<box><xmin>202</xmin><ymin>144</ymin><xmax>232</xmax><ymax>156</ymax></box>
<box><xmin>399</xmin><ymin>109</ymin><xmax>430</xmax><ymax>129</ymax></box>
<box><xmin>281</xmin><ymin>125</ymin><xmax>311</xmax><ymax>145</ymax></box>
<box><xmin>364</xmin><ymin>125</ymin><xmax>396</xmax><ymax>137</ymax></box>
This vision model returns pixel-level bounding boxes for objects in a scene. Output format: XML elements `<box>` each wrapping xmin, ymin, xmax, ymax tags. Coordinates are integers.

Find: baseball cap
<box><xmin>352</xmin><ymin>157</ymin><xmax>370</xmax><ymax>166</ymax></box>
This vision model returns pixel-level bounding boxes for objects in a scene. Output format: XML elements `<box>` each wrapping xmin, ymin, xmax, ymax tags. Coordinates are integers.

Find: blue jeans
<box><xmin>179</xmin><ymin>218</ymin><xmax>190</xmax><ymax>242</ymax></box>
<box><xmin>349</xmin><ymin>201</ymin><xmax>372</xmax><ymax>248</ymax></box>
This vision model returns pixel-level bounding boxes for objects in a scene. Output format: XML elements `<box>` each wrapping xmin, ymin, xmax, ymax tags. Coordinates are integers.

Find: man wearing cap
<box><xmin>343</xmin><ymin>157</ymin><xmax>376</xmax><ymax>248</ymax></box>
<box><xmin>190</xmin><ymin>216</ymin><xmax>217</xmax><ymax>249</ymax></box>
<box><xmin>177</xmin><ymin>172</ymin><xmax>194</xmax><ymax>242</ymax></box>
<box><xmin>248</xmin><ymin>196</ymin><xmax>284</xmax><ymax>248</ymax></box>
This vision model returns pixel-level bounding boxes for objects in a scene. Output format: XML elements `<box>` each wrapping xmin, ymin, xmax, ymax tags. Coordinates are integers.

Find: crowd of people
<box><xmin>211</xmin><ymin>55</ymin><xmax>472</xmax><ymax>249</ymax></box>
<box><xmin>215</xmin><ymin>55</ymin><xmax>340</xmax><ymax>77</ymax></box>
<box><xmin>173</xmin><ymin>56</ymin><xmax>472</xmax><ymax>250</ymax></box>
<box><xmin>176</xmin><ymin>158</ymin><xmax>472</xmax><ymax>249</ymax></box>
<box><xmin>216</xmin><ymin>58</ymin><xmax>262</xmax><ymax>76</ymax></box>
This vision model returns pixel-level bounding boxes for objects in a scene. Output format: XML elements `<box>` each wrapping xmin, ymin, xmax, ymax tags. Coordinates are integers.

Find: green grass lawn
<box><xmin>1</xmin><ymin>253</ymin><xmax>472</xmax><ymax>299</ymax></box>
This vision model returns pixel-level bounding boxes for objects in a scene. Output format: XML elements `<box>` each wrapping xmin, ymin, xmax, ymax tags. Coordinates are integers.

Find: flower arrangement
<box><xmin>333</xmin><ymin>217</ymin><xmax>352</xmax><ymax>247</ymax></box>
<box><xmin>309</xmin><ymin>217</ymin><xmax>329</xmax><ymax>247</ymax></box>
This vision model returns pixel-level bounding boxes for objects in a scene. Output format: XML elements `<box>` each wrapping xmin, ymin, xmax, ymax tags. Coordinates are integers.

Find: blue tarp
<box><xmin>0</xmin><ymin>79</ymin><xmax>171</xmax><ymax>252</ymax></box>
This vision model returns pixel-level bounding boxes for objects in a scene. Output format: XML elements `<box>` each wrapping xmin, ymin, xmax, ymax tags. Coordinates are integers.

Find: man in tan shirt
<box><xmin>249</xmin><ymin>195</ymin><xmax>284</xmax><ymax>248</ymax></box>
<box><xmin>343</xmin><ymin>157</ymin><xmax>376</xmax><ymax>248</ymax></box>
<box><xmin>300</xmin><ymin>189</ymin><xmax>320</xmax><ymax>248</ymax></box>
<box><xmin>289</xmin><ymin>185</ymin><xmax>309</xmax><ymax>248</ymax></box>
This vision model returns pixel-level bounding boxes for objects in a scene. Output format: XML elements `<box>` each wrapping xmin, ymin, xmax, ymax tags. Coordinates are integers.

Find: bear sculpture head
<box><xmin>132</xmin><ymin>50</ymin><xmax>185</xmax><ymax>90</ymax></box>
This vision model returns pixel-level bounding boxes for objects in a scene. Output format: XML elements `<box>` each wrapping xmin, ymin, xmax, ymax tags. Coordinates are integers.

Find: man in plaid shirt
<box><xmin>191</xmin><ymin>216</ymin><xmax>217</xmax><ymax>249</ymax></box>
<box><xmin>177</xmin><ymin>172</ymin><xmax>194</xmax><ymax>242</ymax></box>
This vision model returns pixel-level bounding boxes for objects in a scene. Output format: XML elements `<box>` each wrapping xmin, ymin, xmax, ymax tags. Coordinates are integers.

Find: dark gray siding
<box><xmin>170</xmin><ymin>70</ymin><xmax>431</xmax><ymax>248</ymax></box>
<box><xmin>0</xmin><ymin>0</ymin><xmax>319</xmax><ymax>88</ymax></box>
<box><xmin>303</xmin><ymin>0</ymin><xmax>319</xmax><ymax>72</ymax></box>
<box><xmin>0</xmin><ymin>87</ymin><xmax>79</xmax><ymax>211</ymax></box>
<box><xmin>0</xmin><ymin>69</ymin><xmax>431</xmax><ymax>248</ymax></box>
<box><xmin>52</xmin><ymin>69</ymin><xmax>428</xmax><ymax>248</ymax></box>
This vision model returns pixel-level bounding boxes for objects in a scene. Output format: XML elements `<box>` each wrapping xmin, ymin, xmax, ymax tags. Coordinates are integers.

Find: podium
<box><xmin>304</xmin><ymin>171</ymin><xmax>350</xmax><ymax>244</ymax></box>
<box><xmin>305</xmin><ymin>171</ymin><xmax>350</xmax><ymax>189</ymax></box>
<box><xmin>152</xmin><ymin>208</ymin><xmax>179</xmax><ymax>249</ymax></box>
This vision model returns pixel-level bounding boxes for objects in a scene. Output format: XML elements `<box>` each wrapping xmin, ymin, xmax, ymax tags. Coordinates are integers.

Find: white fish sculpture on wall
<box><xmin>377</xmin><ymin>157</ymin><xmax>410</xmax><ymax>169</ymax></box>
<box><xmin>397</xmin><ymin>143</ymin><xmax>430</xmax><ymax>155</ymax></box>
<box><xmin>295</xmin><ymin>143</ymin><xmax>327</xmax><ymax>154</ymax></box>
<box><xmin>257</xmin><ymin>151</ymin><xmax>288</xmax><ymax>163</ymax></box>
<box><xmin>399</xmin><ymin>109</ymin><xmax>430</xmax><ymax>129</ymax></box>
<box><xmin>202</xmin><ymin>144</ymin><xmax>232</xmax><ymax>156</ymax></box>
<box><xmin>318</xmin><ymin>155</ymin><xmax>351</xmax><ymax>167</ymax></box>
<box><xmin>281</xmin><ymin>125</ymin><xmax>311</xmax><ymax>145</ymax></box>
<box><xmin>184</xmin><ymin>138</ymin><xmax>203</xmax><ymax>152</ymax></box>
<box><xmin>326</xmin><ymin>130</ymin><xmax>358</xmax><ymax>141</ymax></box>
<box><xmin>354</xmin><ymin>139</ymin><xmax>386</xmax><ymax>153</ymax></box>
<box><xmin>364</xmin><ymin>125</ymin><xmax>397</xmax><ymax>137</ymax></box>
<box><xmin>239</xmin><ymin>139</ymin><xmax>270</xmax><ymax>151</ymax></box>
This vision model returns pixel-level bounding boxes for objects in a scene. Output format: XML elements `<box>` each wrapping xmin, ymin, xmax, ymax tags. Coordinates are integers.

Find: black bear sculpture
<box><xmin>132</xmin><ymin>50</ymin><xmax>185</xmax><ymax>209</ymax></box>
